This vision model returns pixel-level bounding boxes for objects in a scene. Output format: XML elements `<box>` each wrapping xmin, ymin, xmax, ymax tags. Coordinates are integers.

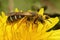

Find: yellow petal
<box><xmin>47</xmin><ymin>30</ymin><xmax>60</xmax><ymax>40</ymax></box>
<box><xmin>6</xmin><ymin>24</ymin><xmax>12</xmax><ymax>40</ymax></box>
<box><xmin>15</xmin><ymin>8</ymin><xmax>19</xmax><ymax>12</ymax></box>
<box><xmin>1</xmin><ymin>11</ymin><xmax>6</xmax><ymax>17</ymax></box>
<box><xmin>41</xmin><ymin>17</ymin><xmax>59</xmax><ymax>33</ymax></box>
<box><xmin>47</xmin><ymin>17</ymin><xmax>59</xmax><ymax>30</ymax></box>
<box><xmin>38</xmin><ymin>8</ymin><xmax>44</xmax><ymax>16</ymax></box>
<box><xmin>37</xmin><ymin>22</ymin><xmax>43</xmax><ymax>32</ymax></box>
<box><xmin>1</xmin><ymin>11</ymin><xmax>7</xmax><ymax>23</ymax></box>
<box><xmin>20</xmin><ymin>10</ymin><xmax>23</xmax><ymax>12</ymax></box>
<box><xmin>28</xmin><ymin>10</ymin><xmax>32</xmax><ymax>12</ymax></box>
<box><xmin>35</xmin><ymin>30</ymin><xmax>53</xmax><ymax>40</ymax></box>
<box><xmin>29</xmin><ymin>22</ymin><xmax>33</xmax><ymax>32</ymax></box>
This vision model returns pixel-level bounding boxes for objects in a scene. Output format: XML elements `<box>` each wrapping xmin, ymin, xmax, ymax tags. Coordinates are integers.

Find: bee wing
<box><xmin>7</xmin><ymin>12</ymin><xmax>23</xmax><ymax>16</ymax></box>
<box><xmin>7</xmin><ymin>11</ymin><xmax>37</xmax><ymax>16</ymax></box>
<box><xmin>22</xmin><ymin>12</ymin><xmax>37</xmax><ymax>16</ymax></box>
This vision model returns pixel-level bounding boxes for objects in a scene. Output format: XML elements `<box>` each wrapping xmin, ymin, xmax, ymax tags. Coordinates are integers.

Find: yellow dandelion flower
<box><xmin>0</xmin><ymin>8</ymin><xmax>59</xmax><ymax>40</ymax></box>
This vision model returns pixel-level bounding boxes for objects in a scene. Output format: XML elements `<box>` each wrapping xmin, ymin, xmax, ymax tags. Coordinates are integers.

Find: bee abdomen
<box><xmin>7</xmin><ymin>15</ymin><xmax>25</xmax><ymax>22</ymax></box>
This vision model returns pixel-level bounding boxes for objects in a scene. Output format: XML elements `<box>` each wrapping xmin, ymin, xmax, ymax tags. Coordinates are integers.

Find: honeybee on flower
<box><xmin>0</xmin><ymin>7</ymin><xmax>59</xmax><ymax>40</ymax></box>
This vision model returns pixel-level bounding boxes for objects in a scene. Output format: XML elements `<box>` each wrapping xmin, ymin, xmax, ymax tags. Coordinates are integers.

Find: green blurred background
<box><xmin>0</xmin><ymin>0</ymin><xmax>60</xmax><ymax>13</ymax></box>
<box><xmin>0</xmin><ymin>0</ymin><xmax>40</xmax><ymax>13</ymax></box>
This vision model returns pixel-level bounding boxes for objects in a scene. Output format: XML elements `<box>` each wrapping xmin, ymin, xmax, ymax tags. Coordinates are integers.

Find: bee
<box><xmin>7</xmin><ymin>12</ymin><xmax>37</xmax><ymax>23</ymax></box>
<box><xmin>7</xmin><ymin>11</ymin><xmax>50</xmax><ymax>24</ymax></box>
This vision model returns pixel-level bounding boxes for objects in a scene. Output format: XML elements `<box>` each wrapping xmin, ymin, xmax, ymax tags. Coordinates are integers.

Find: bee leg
<box><xmin>27</xmin><ymin>17</ymin><xmax>33</xmax><ymax>21</ymax></box>
<box><xmin>34</xmin><ymin>18</ymin><xmax>38</xmax><ymax>24</ymax></box>
<box><xmin>27</xmin><ymin>17</ymin><xmax>31</xmax><ymax>21</ymax></box>
<box><xmin>45</xmin><ymin>15</ymin><xmax>50</xmax><ymax>19</ymax></box>
<box><xmin>45</xmin><ymin>15</ymin><xmax>52</xmax><ymax>23</ymax></box>
<box><xmin>47</xmin><ymin>19</ymin><xmax>52</xmax><ymax>23</ymax></box>
<box><xmin>38</xmin><ymin>17</ymin><xmax>45</xmax><ymax>24</ymax></box>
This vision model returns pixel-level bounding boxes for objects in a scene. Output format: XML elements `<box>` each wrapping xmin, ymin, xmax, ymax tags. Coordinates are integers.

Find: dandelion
<box><xmin>0</xmin><ymin>8</ymin><xmax>59</xmax><ymax>40</ymax></box>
